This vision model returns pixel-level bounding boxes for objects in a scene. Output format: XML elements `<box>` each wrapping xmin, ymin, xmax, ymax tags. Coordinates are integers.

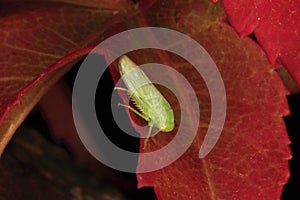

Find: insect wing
<box><xmin>119</xmin><ymin>56</ymin><xmax>153</xmax><ymax>94</ymax></box>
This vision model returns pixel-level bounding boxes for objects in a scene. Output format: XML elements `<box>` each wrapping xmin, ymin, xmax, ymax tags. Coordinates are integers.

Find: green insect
<box><xmin>116</xmin><ymin>55</ymin><xmax>175</xmax><ymax>146</ymax></box>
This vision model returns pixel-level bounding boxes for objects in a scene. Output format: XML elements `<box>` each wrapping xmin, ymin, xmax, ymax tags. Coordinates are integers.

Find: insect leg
<box><xmin>143</xmin><ymin>124</ymin><xmax>153</xmax><ymax>149</ymax></box>
<box><xmin>114</xmin><ymin>87</ymin><xmax>128</xmax><ymax>92</ymax></box>
<box><xmin>118</xmin><ymin>103</ymin><xmax>150</xmax><ymax>121</ymax></box>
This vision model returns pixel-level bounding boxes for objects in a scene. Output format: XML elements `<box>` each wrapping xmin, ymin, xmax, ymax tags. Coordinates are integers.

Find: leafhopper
<box><xmin>116</xmin><ymin>55</ymin><xmax>175</xmax><ymax>145</ymax></box>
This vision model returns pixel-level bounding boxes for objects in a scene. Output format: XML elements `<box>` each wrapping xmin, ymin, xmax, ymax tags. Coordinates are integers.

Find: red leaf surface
<box><xmin>0</xmin><ymin>0</ymin><xmax>128</xmax><ymax>154</ymax></box>
<box><xmin>127</xmin><ymin>0</ymin><xmax>290</xmax><ymax>199</ymax></box>
<box><xmin>0</xmin><ymin>0</ymin><xmax>292</xmax><ymax>199</ymax></box>
<box><xmin>222</xmin><ymin>0</ymin><xmax>300</xmax><ymax>86</ymax></box>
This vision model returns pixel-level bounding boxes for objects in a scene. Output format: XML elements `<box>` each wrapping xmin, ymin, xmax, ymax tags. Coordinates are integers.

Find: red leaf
<box><xmin>222</xmin><ymin>0</ymin><xmax>300</xmax><ymax>86</ymax></box>
<box><xmin>0</xmin><ymin>0</ymin><xmax>127</xmax><ymax>154</ymax></box>
<box><xmin>122</xmin><ymin>1</ymin><xmax>291</xmax><ymax>199</ymax></box>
